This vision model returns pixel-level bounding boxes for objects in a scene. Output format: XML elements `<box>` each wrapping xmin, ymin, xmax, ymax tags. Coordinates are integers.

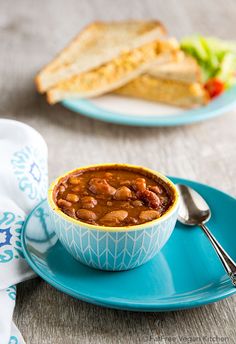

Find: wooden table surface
<box><xmin>1</xmin><ymin>0</ymin><xmax>236</xmax><ymax>343</ymax></box>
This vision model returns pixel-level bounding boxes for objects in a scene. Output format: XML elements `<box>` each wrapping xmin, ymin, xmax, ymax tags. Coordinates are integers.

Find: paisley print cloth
<box><xmin>0</xmin><ymin>119</ymin><xmax>48</xmax><ymax>344</ymax></box>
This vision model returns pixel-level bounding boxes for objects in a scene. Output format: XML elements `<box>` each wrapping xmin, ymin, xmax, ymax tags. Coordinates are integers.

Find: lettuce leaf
<box><xmin>181</xmin><ymin>35</ymin><xmax>236</xmax><ymax>87</ymax></box>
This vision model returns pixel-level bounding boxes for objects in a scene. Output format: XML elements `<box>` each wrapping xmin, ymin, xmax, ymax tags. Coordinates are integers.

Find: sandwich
<box><xmin>114</xmin><ymin>53</ymin><xmax>209</xmax><ymax>108</ymax></box>
<box><xmin>46</xmin><ymin>39</ymin><xmax>179</xmax><ymax>104</ymax></box>
<box><xmin>35</xmin><ymin>20</ymin><xmax>179</xmax><ymax>103</ymax></box>
<box><xmin>36</xmin><ymin>20</ymin><xmax>168</xmax><ymax>92</ymax></box>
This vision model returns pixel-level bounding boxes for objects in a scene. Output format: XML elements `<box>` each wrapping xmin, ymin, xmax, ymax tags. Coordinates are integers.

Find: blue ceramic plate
<box><xmin>21</xmin><ymin>177</ymin><xmax>236</xmax><ymax>311</ymax></box>
<box><xmin>62</xmin><ymin>86</ymin><xmax>236</xmax><ymax>126</ymax></box>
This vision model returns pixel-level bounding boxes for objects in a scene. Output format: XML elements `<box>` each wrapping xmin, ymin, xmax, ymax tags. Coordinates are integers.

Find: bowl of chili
<box><xmin>48</xmin><ymin>164</ymin><xmax>179</xmax><ymax>271</ymax></box>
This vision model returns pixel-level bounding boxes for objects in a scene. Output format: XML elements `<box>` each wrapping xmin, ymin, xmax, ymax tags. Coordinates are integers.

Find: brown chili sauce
<box><xmin>53</xmin><ymin>166</ymin><xmax>174</xmax><ymax>227</ymax></box>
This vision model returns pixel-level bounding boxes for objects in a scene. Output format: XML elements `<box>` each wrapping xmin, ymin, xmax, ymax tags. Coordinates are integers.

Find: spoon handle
<box><xmin>199</xmin><ymin>223</ymin><xmax>236</xmax><ymax>287</ymax></box>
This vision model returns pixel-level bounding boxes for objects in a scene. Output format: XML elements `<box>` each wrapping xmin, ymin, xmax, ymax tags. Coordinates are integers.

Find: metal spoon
<box><xmin>176</xmin><ymin>184</ymin><xmax>236</xmax><ymax>287</ymax></box>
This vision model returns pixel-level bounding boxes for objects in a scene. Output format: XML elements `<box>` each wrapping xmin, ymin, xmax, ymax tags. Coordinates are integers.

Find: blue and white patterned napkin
<box><xmin>0</xmin><ymin>119</ymin><xmax>48</xmax><ymax>344</ymax></box>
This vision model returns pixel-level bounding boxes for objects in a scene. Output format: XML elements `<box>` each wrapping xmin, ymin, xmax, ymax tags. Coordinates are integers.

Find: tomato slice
<box><xmin>204</xmin><ymin>78</ymin><xmax>225</xmax><ymax>99</ymax></box>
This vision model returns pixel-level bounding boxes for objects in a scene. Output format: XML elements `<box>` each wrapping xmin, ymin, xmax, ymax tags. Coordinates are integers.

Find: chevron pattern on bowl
<box><xmin>49</xmin><ymin>206</ymin><xmax>178</xmax><ymax>271</ymax></box>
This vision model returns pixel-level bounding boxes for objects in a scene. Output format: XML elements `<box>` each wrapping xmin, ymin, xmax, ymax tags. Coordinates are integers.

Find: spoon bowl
<box><xmin>176</xmin><ymin>184</ymin><xmax>211</xmax><ymax>226</ymax></box>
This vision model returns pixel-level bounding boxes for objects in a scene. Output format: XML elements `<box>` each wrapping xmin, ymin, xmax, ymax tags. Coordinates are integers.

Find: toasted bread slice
<box><xmin>147</xmin><ymin>51</ymin><xmax>201</xmax><ymax>83</ymax></box>
<box><xmin>46</xmin><ymin>39</ymin><xmax>179</xmax><ymax>104</ymax></box>
<box><xmin>114</xmin><ymin>75</ymin><xmax>208</xmax><ymax>108</ymax></box>
<box><xmin>36</xmin><ymin>20</ymin><xmax>167</xmax><ymax>93</ymax></box>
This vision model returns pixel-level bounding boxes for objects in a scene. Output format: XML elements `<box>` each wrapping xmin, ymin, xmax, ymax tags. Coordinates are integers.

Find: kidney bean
<box><xmin>81</xmin><ymin>196</ymin><xmax>97</xmax><ymax>209</ymax></box>
<box><xmin>149</xmin><ymin>185</ymin><xmax>163</xmax><ymax>194</ymax></box>
<box><xmin>137</xmin><ymin>189</ymin><xmax>160</xmax><ymax>209</ymax></box>
<box><xmin>69</xmin><ymin>176</ymin><xmax>81</xmax><ymax>185</ymax></box>
<box><xmin>120</xmin><ymin>180</ymin><xmax>131</xmax><ymax>187</ymax></box>
<box><xmin>104</xmin><ymin>172</ymin><xmax>113</xmax><ymax>179</ymax></box>
<box><xmin>77</xmin><ymin>209</ymin><xmax>97</xmax><ymax>221</ymax></box>
<box><xmin>71</xmin><ymin>185</ymin><xmax>83</xmax><ymax>192</ymax></box>
<box><xmin>100</xmin><ymin>210</ymin><xmax>128</xmax><ymax>225</ymax></box>
<box><xmin>59</xmin><ymin>185</ymin><xmax>66</xmax><ymax>193</ymax></box>
<box><xmin>89</xmin><ymin>178</ymin><xmax>116</xmax><ymax>196</ymax></box>
<box><xmin>132</xmin><ymin>200</ymin><xmax>143</xmax><ymax>207</ymax></box>
<box><xmin>63</xmin><ymin>207</ymin><xmax>77</xmax><ymax>219</ymax></box>
<box><xmin>139</xmin><ymin>210</ymin><xmax>160</xmax><ymax>222</ymax></box>
<box><xmin>57</xmin><ymin>199</ymin><xmax>72</xmax><ymax>208</ymax></box>
<box><xmin>133</xmin><ymin>178</ymin><xmax>146</xmax><ymax>192</ymax></box>
<box><xmin>66</xmin><ymin>193</ymin><xmax>79</xmax><ymax>203</ymax></box>
<box><xmin>114</xmin><ymin>186</ymin><xmax>132</xmax><ymax>200</ymax></box>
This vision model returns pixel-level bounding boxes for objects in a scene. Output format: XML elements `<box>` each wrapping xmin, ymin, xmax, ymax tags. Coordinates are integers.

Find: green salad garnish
<box><xmin>181</xmin><ymin>36</ymin><xmax>236</xmax><ymax>88</ymax></box>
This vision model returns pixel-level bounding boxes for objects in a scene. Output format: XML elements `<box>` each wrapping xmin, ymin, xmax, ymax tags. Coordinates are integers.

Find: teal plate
<box><xmin>21</xmin><ymin>177</ymin><xmax>236</xmax><ymax>311</ymax></box>
<box><xmin>62</xmin><ymin>86</ymin><xmax>236</xmax><ymax>126</ymax></box>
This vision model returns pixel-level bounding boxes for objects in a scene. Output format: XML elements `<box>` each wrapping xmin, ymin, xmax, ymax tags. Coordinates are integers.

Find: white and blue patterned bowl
<box><xmin>48</xmin><ymin>164</ymin><xmax>179</xmax><ymax>271</ymax></box>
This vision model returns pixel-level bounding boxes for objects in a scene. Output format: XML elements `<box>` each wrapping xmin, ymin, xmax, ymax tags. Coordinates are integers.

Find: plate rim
<box><xmin>62</xmin><ymin>86</ymin><xmax>236</xmax><ymax>127</ymax></box>
<box><xmin>21</xmin><ymin>177</ymin><xmax>236</xmax><ymax>311</ymax></box>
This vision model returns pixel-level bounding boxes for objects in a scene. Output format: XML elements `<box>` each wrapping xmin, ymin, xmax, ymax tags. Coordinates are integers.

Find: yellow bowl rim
<box><xmin>48</xmin><ymin>163</ymin><xmax>179</xmax><ymax>232</ymax></box>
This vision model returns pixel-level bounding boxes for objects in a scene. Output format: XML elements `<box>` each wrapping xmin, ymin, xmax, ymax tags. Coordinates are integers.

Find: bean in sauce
<box><xmin>54</xmin><ymin>166</ymin><xmax>173</xmax><ymax>227</ymax></box>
